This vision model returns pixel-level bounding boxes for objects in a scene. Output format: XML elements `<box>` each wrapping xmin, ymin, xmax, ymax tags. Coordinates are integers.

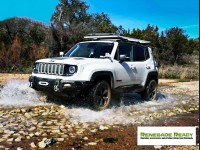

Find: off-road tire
<box><xmin>89</xmin><ymin>80</ymin><xmax>111</xmax><ymax>111</ymax></box>
<box><xmin>141</xmin><ymin>80</ymin><xmax>157</xmax><ymax>101</ymax></box>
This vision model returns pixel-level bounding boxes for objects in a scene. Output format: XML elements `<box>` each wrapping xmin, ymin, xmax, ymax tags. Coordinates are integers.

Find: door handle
<box><xmin>131</xmin><ymin>65</ymin><xmax>136</xmax><ymax>70</ymax></box>
<box><xmin>146</xmin><ymin>65</ymin><xmax>151</xmax><ymax>69</ymax></box>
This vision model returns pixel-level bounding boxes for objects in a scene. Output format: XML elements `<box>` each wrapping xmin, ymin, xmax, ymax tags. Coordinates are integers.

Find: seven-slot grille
<box><xmin>36</xmin><ymin>63</ymin><xmax>65</xmax><ymax>75</ymax></box>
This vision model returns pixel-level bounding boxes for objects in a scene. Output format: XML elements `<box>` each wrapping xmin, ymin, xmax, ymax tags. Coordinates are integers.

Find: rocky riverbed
<box><xmin>0</xmin><ymin>74</ymin><xmax>199</xmax><ymax>150</ymax></box>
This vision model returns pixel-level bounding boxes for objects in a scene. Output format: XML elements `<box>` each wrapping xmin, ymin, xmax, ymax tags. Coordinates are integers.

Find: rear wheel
<box><xmin>141</xmin><ymin>80</ymin><xmax>157</xmax><ymax>101</ymax></box>
<box><xmin>89</xmin><ymin>80</ymin><xmax>111</xmax><ymax>111</ymax></box>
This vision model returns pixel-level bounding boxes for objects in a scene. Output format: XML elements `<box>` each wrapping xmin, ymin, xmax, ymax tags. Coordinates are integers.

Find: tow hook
<box><xmin>54</xmin><ymin>79</ymin><xmax>61</xmax><ymax>92</ymax></box>
<box><xmin>30</xmin><ymin>82</ymin><xmax>33</xmax><ymax>87</ymax></box>
<box><xmin>29</xmin><ymin>76</ymin><xmax>34</xmax><ymax>88</ymax></box>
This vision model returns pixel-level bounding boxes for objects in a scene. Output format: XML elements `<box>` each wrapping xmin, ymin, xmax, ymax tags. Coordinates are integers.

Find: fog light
<box><xmin>63</xmin><ymin>83</ymin><xmax>72</xmax><ymax>88</ymax></box>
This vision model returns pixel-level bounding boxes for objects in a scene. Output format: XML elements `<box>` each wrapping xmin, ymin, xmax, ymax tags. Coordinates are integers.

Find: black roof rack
<box><xmin>84</xmin><ymin>33</ymin><xmax>150</xmax><ymax>44</ymax></box>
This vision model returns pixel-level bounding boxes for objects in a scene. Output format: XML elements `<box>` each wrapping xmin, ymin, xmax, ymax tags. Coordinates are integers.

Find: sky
<box><xmin>0</xmin><ymin>0</ymin><xmax>199</xmax><ymax>38</ymax></box>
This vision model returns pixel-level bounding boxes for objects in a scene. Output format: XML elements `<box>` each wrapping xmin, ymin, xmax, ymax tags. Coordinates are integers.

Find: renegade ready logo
<box><xmin>140</xmin><ymin>132</ymin><xmax>193</xmax><ymax>139</ymax></box>
<box><xmin>138</xmin><ymin>127</ymin><xmax>196</xmax><ymax>145</ymax></box>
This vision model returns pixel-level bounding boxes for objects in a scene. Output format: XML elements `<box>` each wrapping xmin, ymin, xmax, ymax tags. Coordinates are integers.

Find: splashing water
<box><xmin>67</xmin><ymin>94</ymin><xmax>180</xmax><ymax>125</ymax></box>
<box><xmin>0</xmin><ymin>80</ymin><xmax>198</xmax><ymax>126</ymax></box>
<box><xmin>0</xmin><ymin>79</ymin><xmax>47</xmax><ymax>107</ymax></box>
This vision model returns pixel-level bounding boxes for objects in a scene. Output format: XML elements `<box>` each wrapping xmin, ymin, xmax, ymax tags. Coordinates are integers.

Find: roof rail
<box><xmin>87</xmin><ymin>33</ymin><xmax>119</xmax><ymax>36</ymax></box>
<box><xmin>84</xmin><ymin>33</ymin><xmax>150</xmax><ymax>44</ymax></box>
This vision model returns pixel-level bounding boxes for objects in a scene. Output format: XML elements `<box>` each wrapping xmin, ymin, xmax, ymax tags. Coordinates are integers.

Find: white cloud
<box><xmin>180</xmin><ymin>24</ymin><xmax>199</xmax><ymax>29</ymax></box>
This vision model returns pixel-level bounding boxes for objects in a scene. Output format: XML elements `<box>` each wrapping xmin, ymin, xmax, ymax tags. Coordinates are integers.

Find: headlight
<box><xmin>69</xmin><ymin>66</ymin><xmax>76</xmax><ymax>74</ymax></box>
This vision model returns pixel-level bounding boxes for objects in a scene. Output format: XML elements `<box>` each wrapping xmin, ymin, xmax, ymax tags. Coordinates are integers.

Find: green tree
<box><xmin>165</xmin><ymin>27</ymin><xmax>188</xmax><ymax>64</ymax></box>
<box><xmin>89</xmin><ymin>12</ymin><xmax>117</xmax><ymax>33</ymax></box>
<box><xmin>129</xmin><ymin>28</ymin><xmax>143</xmax><ymax>39</ymax></box>
<box><xmin>157</xmin><ymin>31</ymin><xmax>168</xmax><ymax>64</ymax></box>
<box><xmin>50</xmin><ymin>0</ymin><xmax>90</xmax><ymax>54</ymax></box>
<box><xmin>186</xmin><ymin>38</ymin><xmax>199</xmax><ymax>55</ymax></box>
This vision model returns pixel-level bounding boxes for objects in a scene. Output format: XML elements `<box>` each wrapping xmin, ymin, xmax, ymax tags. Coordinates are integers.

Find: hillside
<box><xmin>0</xmin><ymin>17</ymin><xmax>49</xmax><ymax>73</ymax></box>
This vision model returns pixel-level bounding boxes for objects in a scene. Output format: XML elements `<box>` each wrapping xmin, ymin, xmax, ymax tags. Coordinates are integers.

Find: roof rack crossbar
<box><xmin>84</xmin><ymin>34</ymin><xmax>150</xmax><ymax>44</ymax></box>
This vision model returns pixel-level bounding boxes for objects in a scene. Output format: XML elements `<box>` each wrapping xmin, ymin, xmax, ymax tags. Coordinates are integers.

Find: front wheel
<box><xmin>141</xmin><ymin>80</ymin><xmax>158</xmax><ymax>101</ymax></box>
<box><xmin>89</xmin><ymin>80</ymin><xmax>111</xmax><ymax>111</ymax></box>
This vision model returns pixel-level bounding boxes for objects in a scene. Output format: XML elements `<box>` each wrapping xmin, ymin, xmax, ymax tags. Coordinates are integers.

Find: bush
<box><xmin>159</xmin><ymin>65</ymin><xmax>199</xmax><ymax>79</ymax></box>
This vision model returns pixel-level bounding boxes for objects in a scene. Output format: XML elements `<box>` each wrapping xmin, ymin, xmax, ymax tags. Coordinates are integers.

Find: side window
<box><xmin>115</xmin><ymin>44</ymin><xmax>133</xmax><ymax>61</ymax></box>
<box><xmin>133</xmin><ymin>46</ymin><xmax>145</xmax><ymax>61</ymax></box>
<box><xmin>145</xmin><ymin>47</ymin><xmax>150</xmax><ymax>60</ymax></box>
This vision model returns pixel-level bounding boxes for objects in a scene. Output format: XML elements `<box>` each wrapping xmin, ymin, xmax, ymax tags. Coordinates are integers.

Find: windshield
<box><xmin>65</xmin><ymin>42</ymin><xmax>114</xmax><ymax>58</ymax></box>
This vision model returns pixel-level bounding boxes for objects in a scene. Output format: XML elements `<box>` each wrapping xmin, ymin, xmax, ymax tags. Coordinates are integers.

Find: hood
<box><xmin>36</xmin><ymin>57</ymin><xmax>110</xmax><ymax>65</ymax></box>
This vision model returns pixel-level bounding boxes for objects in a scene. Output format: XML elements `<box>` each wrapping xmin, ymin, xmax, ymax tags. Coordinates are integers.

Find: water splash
<box><xmin>67</xmin><ymin>94</ymin><xmax>179</xmax><ymax>125</ymax></box>
<box><xmin>0</xmin><ymin>80</ymin><xmax>198</xmax><ymax>126</ymax></box>
<box><xmin>0</xmin><ymin>79</ymin><xmax>46</xmax><ymax>107</ymax></box>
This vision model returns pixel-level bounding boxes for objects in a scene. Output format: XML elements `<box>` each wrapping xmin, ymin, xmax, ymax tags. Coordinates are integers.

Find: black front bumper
<box><xmin>29</xmin><ymin>76</ymin><xmax>92</xmax><ymax>96</ymax></box>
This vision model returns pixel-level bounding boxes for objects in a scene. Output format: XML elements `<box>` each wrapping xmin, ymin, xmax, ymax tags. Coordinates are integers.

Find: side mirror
<box><xmin>155</xmin><ymin>61</ymin><xmax>160</xmax><ymax>68</ymax></box>
<box><xmin>119</xmin><ymin>55</ymin><xmax>126</xmax><ymax>63</ymax></box>
<box><xmin>59</xmin><ymin>51</ymin><xmax>64</xmax><ymax>57</ymax></box>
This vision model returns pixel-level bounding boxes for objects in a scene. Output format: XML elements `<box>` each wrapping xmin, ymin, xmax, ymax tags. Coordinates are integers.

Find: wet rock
<box><xmin>37</xmin><ymin>122</ymin><xmax>45</xmax><ymax>126</ymax></box>
<box><xmin>42</xmin><ymin>133</ymin><xmax>48</xmax><ymax>137</ymax></box>
<box><xmin>189</xmin><ymin>108</ymin><xmax>195</xmax><ymax>111</ymax></box>
<box><xmin>30</xmin><ymin>142</ymin><xmax>37</xmax><ymax>148</ymax></box>
<box><xmin>2</xmin><ymin>133</ymin><xmax>11</xmax><ymax>139</ymax></box>
<box><xmin>0</xmin><ymin>124</ymin><xmax>3</xmax><ymax>128</ymax></box>
<box><xmin>0</xmin><ymin>138</ymin><xmax>4</xmax><ymax>142</ymax></box>
<box><xmin>55</xmin><ymin>138</ymin><xmax>64</xmax><ymax>142</ymax></box>
<box><xmin>60</xmin><ymin>128</ymin><xmax>67</xmax><ymax>133</ymax></box>
<box><xmin>15</xmin><ymin>137</ymin><xmax>22</xmax><ymax>142</ymax></box>
<box><xmin>65</xmin><ymin>125</ymin><xmax>72</xmax><ymax>128</ymax></box>
<box><xmin>0</xmin><ymin>129</ymin><xmax>4</xmax><ymax>134</ymax></box>
<box><xmin>0</xmin><ymin>145</ymin><xmax>5</xmax><ymax>149</ymax></box>
<box><xmin>21</xmin><ymin>109</ymin><xmax>27</xmax><ymax>113</ymax></box>
<box><xmin>24</xmin><ymin>113</ymin><xmax>31</xmax><ymax>118</ymax></box>
<box><xmin>154</xmin><ymin>145</ymin><xmax>162</xmax><ymax>149</ymax></box>
<box><xmin>90</xmin><ymin>129</ymin><xmax>97</xmax><ymax>133</ymax></box>
<box><xmin>99</xmin><ymin>125</ymin><xmax>109</xmax><ymax>130</ymax></box>
<box><xmin>51</xmin><ymin>129</ymin><xmax>61</xmax><ymax>133</ymax></box>
<box><xmin>55</xmin><ymin>112</ymin><xmax>60</xmax><ymax>115</ymax></box>
<box><xmin>35</xmin><ymin>132</ymin><xmax>41</xmax><ymax>136</ymax></box>
<box><xmin>28</xmin><ymin>126</ymin><xmax>36</xmax><ymax>132</ymax></box>
<box><xmin>56</xmin><ymin>122</ymin><xmax>65</xmax><ymax>126</ymax></box>
<box><xmin>88</xmin><ymin>142</ymin><xmax>97</xmax><ymax>146</ymax></box>
<box><xmin>12</xmin><ymin>133</ymin><xmax>21</xmax><ymax>137</ymax></box>
<box><xmin>167</xmin><ymin>112</ymin><xmax>175</xmax><ymax>116</ymax></box>
<box><xmin>61</xmin><ymin>134</ymin><xmax>69</xmax><ymax>138</ymax></box>
<box><xmin>176</xmin><ymin>108</ymin><xmax>183</xmax><ymax>113</ymax></box>
<box><xmin>83</xmin><ymin>137</ymin><xmax>88</xmax><ymax>141</ymax></box>
<box><xmin>60</xmin><ymin>125</ymin><xmax>65</xmax><ymax>129</ymax></box>
<box><xmin>4</xmin><ymin>130</ymin><xmax>15</xmax><ymax>134</ymax></box>
<box><xmin>129</xmin><ymin>113</ymin><xmax>133</xmax><ymax>116</ymax></box>
<box><xmin>38</xmin><ymin>139</ymin><xmax>47</xmax><ymax>148</ymax></box>
<box><xmin>46</xmin><ymin>121</ymin><xmax>53</xmax><ymax>125</ymax></box>
<box><xmin>7</xmin><ymin>138</ymin><xmax>14</xmax><ymax>142</ymax></box>
<box><xmin>32</xmin><ymin>121</ymin><xmax>38</xmax><ymax>125</ymax></box>
<box><xmin>76</xmin><ymin>128</ymin><xmax>85</xmax><ymax>134</ymax></box>
<box><xmin>29</xmin><ymin>133</ymin><xmax>34</xmax><ymax>137</ymax></box>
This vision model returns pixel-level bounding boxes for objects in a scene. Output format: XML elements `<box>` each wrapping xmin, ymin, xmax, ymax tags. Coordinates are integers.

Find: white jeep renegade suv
<box><xmin>29</xmin><ymin>33</ymin><xmax>158</xmax><ymax>110</ymax></box>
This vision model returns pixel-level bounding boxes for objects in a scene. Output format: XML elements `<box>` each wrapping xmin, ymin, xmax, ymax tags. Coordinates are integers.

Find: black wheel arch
<box><xmin>90</xmin><ymin>71</ymin><xmax>114</xmax><ymax>89</ymax></box>
<box><xmin>145</xmin><ymin>71</ymin><xmax>158</xmax><ymax>87</ymax></box>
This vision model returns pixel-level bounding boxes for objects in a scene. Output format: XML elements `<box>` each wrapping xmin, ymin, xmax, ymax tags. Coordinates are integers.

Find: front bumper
<box><xmin>29</xmin><ymin>76</ymin><xmax>92</xmax><ymax>96</ymax></box>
